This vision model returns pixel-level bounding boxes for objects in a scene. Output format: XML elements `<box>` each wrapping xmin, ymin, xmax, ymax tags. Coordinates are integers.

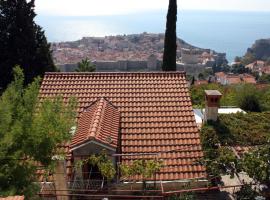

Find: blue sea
<box><xmin>36</xmin><ymin>10</ymin><xmax>270</xmax><ymax>62</ymax></box>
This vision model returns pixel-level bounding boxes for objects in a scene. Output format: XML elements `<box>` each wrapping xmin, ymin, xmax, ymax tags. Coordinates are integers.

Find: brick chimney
<box><xmin>204</xmin><ymin>90</ymin><xmax>222</xmax><ymax>122</ymax></box>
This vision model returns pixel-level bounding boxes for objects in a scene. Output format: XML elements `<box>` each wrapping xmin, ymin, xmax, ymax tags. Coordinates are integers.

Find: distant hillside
<box><xmin>51</xmin><ymin>33</ymin><xmax>221</xmax><ymax>65</ymax></box>
<box><xmin>241</xmin><ymin>39</ymin><xmax>270</xmax><ymax>64</ymax></box>
<box><xmin>248</xmin><ymin>39</ymin><xmax>270</xmax><ymax>60</ymax></box>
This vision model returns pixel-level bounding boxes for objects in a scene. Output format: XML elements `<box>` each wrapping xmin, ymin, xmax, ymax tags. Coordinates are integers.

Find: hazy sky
<box><xmin>35</xmin><ymin>0</ymin><xmax>270</xmax><ymax>16</ymax></box>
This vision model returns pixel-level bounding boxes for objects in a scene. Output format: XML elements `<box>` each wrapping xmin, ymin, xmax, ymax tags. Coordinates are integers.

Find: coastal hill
<box><xmin>240</xmin><ymin>38</ymin><xmax>270</xmax><ymax>64</ymax></box>
<box><xmin>51</xmin><ymin>32</ymin><xmax>223</xmax><ymax>66</ymax></box>
<box><xmin>247</xmin><ymin>38</ymin><xmax>270</xmax><ymax>60</ymax></box>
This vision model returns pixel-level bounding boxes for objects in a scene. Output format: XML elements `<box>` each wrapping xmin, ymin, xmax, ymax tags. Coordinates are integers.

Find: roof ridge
<box><xmin>87</xmin><ymin>98</ymin><xmax>106</xmax><ymax>139</ymax></box>
<box><xmin>45</xmin><ymin>71</ymin><xmax>186</xmax><ymax>75</ymax></box>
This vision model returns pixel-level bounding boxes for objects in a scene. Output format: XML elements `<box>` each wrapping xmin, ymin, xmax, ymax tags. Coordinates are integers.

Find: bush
<box><xmin>235</xmin><ymin>184</ymin><xmax>259</xmax><ymax>200</ymax></box>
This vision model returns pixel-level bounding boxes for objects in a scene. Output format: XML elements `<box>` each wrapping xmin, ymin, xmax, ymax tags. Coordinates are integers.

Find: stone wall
<box><xmin>58</xmin><ymin>60</ymin><xmax>203</xmax><ymax>76</ymax></box>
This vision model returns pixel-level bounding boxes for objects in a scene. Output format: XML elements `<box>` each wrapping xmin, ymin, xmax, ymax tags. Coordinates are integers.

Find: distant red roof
<box><xmin>40</xmin><ymin>72</ymin><xmax>206</xmax><ymax>181</ymax></box>
<box><xmin>242</xmin><ymin>74</ymin><xmax>256</xmax><ymax>84</ymax></box>
<box><xmin>215</xmin><ymin>72</ymin><xmax>226</xmax><ymax>78</ymax></box>
<box><xmin>0</xmin><ymin>196</ymin><xmax>24</xmax><ymax>200</ymax></box>
<box><xmin>71</xmin><ymin>98</ymin><xmax>120</xmax><ymax>149</ymax></box>
<box><xmin>195</xmin><ymin>80</ymin><xmax>208</xmax><ymax>86</ymax></box>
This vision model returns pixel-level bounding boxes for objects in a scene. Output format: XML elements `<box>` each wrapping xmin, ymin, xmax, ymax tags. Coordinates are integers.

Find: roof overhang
<box><xmin>71</xmin><ymin>139</ymin><xmax>116</xmax><ymax>152</ymax></box>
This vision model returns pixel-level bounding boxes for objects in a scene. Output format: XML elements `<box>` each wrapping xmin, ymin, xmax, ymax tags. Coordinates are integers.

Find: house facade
<box><xmin>39</xmin><ymin>72</ymin><xmax>207</xmax><ymax>195</ymax></box>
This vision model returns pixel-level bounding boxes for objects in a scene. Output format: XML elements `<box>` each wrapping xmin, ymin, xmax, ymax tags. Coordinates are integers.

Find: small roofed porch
<box><xmin>68</xmin><ymin>97</ymin><xmax>120</xmax><ymax>191</ymax></box>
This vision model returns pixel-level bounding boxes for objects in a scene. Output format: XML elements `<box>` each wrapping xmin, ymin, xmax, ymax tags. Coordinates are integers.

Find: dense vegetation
<box><xmin>209</xmin><ymin>113</ymin><xmax>270</xmax><ymax>146</ymax></box>
<box><xmin>0</xmin><ymin>67</ymin><xmax>77</xmax><ymax>197</ymax></box>
<box><xmin>200</xmin><ymin>113</ymin><xmax>270</xmax><ymax>196</ymax></box>
<box><xmin>162</xmin><ymin>0</ymin><xmax>177</xmax><ymax>71</ymax></box>
<box><xmin>0</xmin><ymin>0</ymin><xmax>56</xmax><ymax>91</ymax></box>
<box><xmin>190</xmin><ymin>83</ymin><xmax>270</xmax><ymax>112</ymax></box>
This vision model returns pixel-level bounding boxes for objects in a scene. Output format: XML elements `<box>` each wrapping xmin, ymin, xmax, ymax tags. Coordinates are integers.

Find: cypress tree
<box><xmin>0</xmin><ymin>0</ymin><xmax>56</xmax><ymax>90</ymax></box>
<box><xmin>162</xmin><ymin>0</ymin><xmax>177</xmax><ymax>71</ymax></box>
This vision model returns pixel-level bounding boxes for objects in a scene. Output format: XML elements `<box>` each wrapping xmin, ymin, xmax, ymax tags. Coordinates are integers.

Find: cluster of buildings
<box><xmin>180</xmin><ymin>48</ymin><xmax>227</xmax><ymax>67</ymax></box>
<box><xmin>245</xmin><ymin>60</ymin><xmax>270</xmax><ymax>76</ymax></box>
<box><xmin>52</xmin><ymin>33</ymin><xmax>228</xmax><ymax>78</ymax></box>
<box><xmin>51</xmin><ymin>33</ymin><xmax>166</xmax><ymax>65</ymax></box>
<box><xmin>215</xmin><ymin>72</ymin><xmax>257</xmax><ymax>85</ymax></box>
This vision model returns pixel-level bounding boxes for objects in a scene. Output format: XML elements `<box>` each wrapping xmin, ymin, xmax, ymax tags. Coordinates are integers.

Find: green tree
<box><xmin>191</xmin><ymin>76</ymin><xmax>195</xmax><ymax>86</ymax></box>
<box><xmin>258</xmin><ymin>74</ymin><xmax>270</xmax><ymax>84</ymax></box>
<box><xmin>162</xmin><ymin>0</ymin><xmax>177</xmax><ymax>71</ymax></box>
<box><xmin>231</xmin><ymin>64</ymin><xmax>251</xmax><ymax>74</ymax></box>
<box><xmin>241</xmin><ymin>146</ymin><xmax>270</xmax><ymax>187</ymax></box>
<box><xmin>0</xmin><ymin>66</ymin><xmax>76</xmax><ymax>197</ymax></box>
<box><xmin>198</xmin><ymin>73</ymin><xmax>205</xmax><ymax>80</ymax></box>
<box><xmin>242</xmin><ymin>52</ymin><xmax>256</xmax><ymax>66</ymax></box>
<box><xmin>236</xmin><ymin>84</ymin><xmax>261</xmax><ymax>112</ymax></box>
<box><xmin>234</xmin><ymin>56</ymin><xmax>242</xmax><ymax>63</ymax></box>
<box><xmin>76</xmin><ymin>58</ymin><xmax>96</xmax><ymax>72</ymax></box>
<box><xmin>235</xmin><ymin>184</ymin><xmax>259</xmax><ymax>200</ymax></box>
<box><xmin>120</xmin><ymin>159</ymin><xmax>163</xmax><ymax>190</ymax></box>
<box><xmin>0</xmin><ymin>0</ymin><xmax>56</xmax><ymax>90</ymax></box>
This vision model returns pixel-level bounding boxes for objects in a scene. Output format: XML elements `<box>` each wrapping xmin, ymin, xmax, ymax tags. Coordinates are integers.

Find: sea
<box><xmin>36</xmin><ymin>10</ymin><xmax>270</xmax><ymax>62</ymax></box>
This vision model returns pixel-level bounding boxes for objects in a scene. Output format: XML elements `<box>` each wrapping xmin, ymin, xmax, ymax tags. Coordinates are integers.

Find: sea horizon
<box><xmin>36</xmin><ymin>10</ymin><xmax>270</xmax><ymax>62</ymax></box>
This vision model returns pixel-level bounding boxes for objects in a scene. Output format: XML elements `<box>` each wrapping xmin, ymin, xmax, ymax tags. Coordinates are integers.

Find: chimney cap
<box><xmin>205</xmin><ymin>90</ymin><xmax>222</xmax><ymax>96</ymax></box>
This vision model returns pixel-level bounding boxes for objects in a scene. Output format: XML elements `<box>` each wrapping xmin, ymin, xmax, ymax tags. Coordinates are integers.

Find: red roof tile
<box><xmin>71</xmin><ymin>98</ymin><xmax>120</xmax><ymax>149</ymax></box>
<box><xmin>39</xmin><ymin>72</ymin><xmax>206</xmax><ymax>181</ymax></box>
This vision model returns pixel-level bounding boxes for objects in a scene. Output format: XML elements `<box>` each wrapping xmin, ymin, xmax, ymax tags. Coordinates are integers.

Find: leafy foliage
<box><xmin>241</xmin><ymin>146</ymin><xmax>270</xmax><ymax>186</ymax></box>
<box><xmin>231</xmin><ymin>64</ymin><xmax>252</xmax><ymax>74</ymax></box>
<box><xmin>235</xmin><ymin>84</ymin><xmax>261</xmax><ymax>112</ymax></box>
<box><xmin>120</xmin><ymin>159</ymin><xmax>163</xmax><ymax>180</ymax></box>
<box><xmin>214</xmin><ymin>113</ymin><xmax>270</xmax><ymax>145</ymax></box>
<box><xmin>162</xmin><ymin>0</ymin><xmax>177</xmax><ymax>71</ymax></box>
<box><xmin>120</xmin><ymin>159</ymin><xmax>163</xmax><ymax>190</ymax></box>
<box><xmin>258</xmin><ymin>74</ymin><xmax>270</xmax><ymax>84</ymax></box>
<box><xmin>200</xmin><ymin>125</ymin><xmax>239</xmax><ymax>179</ymax></box>
<box><xmin>190</xmin><ymin>83</ymin><xmax>237</xmax><ymax>108</ymax></box>
<box><xmin>0</xmin><ymin>0</ymin><xmax>56</xmax><ymax>90</ymax></box>
<box><xmin>75</xmin><ymin>150</ymin><xmax>116</xmax><ymax>180</ymax></box>
<box><xmin>0</xmin><ymin>66</ymin><xmax>77</xmax><ymax>197</ymax></box>
<box><xmin>76</xmin><ymin>58</ymin><xmax>96</xmax><ymax>72</ymax></box>
<box><xmin>190</xmin><ymin>83</ymin><xmax>270</xmax><ymax>112</ymax></box>
<box><xmin>235</xmin><ymin>184</ymin><xmax>259</xmax><ymax>200</ymax></box>
<box><xmin>169</xmin><ymin>192</ymin><xmax>196</xmax><ymax>200</ymax></box>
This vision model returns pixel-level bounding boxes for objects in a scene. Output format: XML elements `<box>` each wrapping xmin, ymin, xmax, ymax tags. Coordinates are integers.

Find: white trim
<box><xmin>71</xmin><ymin>140</ymin><xmax>116</xmax><ymax>152</ymax></box>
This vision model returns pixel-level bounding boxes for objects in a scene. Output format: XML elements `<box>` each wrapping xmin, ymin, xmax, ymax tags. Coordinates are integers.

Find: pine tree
<box><xmin>162</xmin><ymin>0</ymin><xmax>177</xmax><ymax>71</ymax></box>
<box><xmin>0</xmin><ymin>0</ymin><xmax>56</xmax><ymax>90</ymax></box>
<box><xmin>0</xmin><ymin>67</ymin><xmax>77</xmax><ymax>196</ymax></box>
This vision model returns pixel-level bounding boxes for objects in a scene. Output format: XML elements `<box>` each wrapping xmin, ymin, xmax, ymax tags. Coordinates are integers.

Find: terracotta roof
<box><xmin>71</xmin><ymin>98</ymin><xmax>120</xmax><ymax>149</ymax></box>
<box><xmin>226</xmin><ymin>75</ymin><xmax>242</xmax><ymax>84</ymax></box>
<box><xmin>215</xmin><ymin>72</ymin><xmax>226</xmax><ymax>78</ymax></box>
<box><xmin>39</xmin><ymin>72</ymin><xmax>206</xmax><ymax>181</ymax></box>
<box><xmin>0</xmin><ymin>196</ymin><xmax>24</xmax><ymax>200</ymax></box>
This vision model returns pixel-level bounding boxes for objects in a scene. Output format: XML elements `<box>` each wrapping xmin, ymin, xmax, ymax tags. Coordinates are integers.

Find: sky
<box><xmin>35</xmin><ymin>0</ymin><xmax>270</xmax><ymax>16</ymax></box>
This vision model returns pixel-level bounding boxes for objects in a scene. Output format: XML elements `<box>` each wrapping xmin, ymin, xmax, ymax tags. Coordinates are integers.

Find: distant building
<box><xmin>246</xmin><ymin>60</ymin><xmax>270</xmax><ymax>76</ymax></box>
<box><xmin>215</xmin><ymin>72</ymin><xmax>256</xmax><ymax>85</ymax></box>
<box><xmin>246</xmin><ymin>60</ymin><xmax>265</xmax><ymax>71</ymax></box>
